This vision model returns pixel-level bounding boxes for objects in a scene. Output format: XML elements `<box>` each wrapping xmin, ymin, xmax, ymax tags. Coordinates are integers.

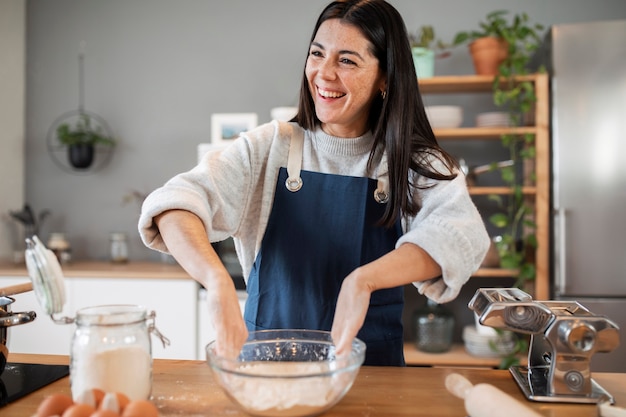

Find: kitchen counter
<box><xmin>4</xmin><ymin>353</ymin><xmax>626</xmax><ymax>416</ymax></box>
<box><xmin>0</xmin><ymin>260</ymin><xmax>189</xmax><ymax>280</ymax></box>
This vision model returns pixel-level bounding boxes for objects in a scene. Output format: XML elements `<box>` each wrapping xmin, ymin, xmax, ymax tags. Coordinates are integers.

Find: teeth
<box><xmin>318</xmin><ymin>87</ymin><xmax>345</xmax><ymax>98</ymax></box>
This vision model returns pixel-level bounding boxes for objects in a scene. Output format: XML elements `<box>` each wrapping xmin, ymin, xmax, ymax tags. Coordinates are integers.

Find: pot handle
<box><xmin>0</xmin><ymin>311</ymin><xmax>36</xmax><ymax>327</ymax></box>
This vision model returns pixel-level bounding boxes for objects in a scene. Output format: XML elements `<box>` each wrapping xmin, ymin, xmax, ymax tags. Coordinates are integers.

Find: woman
<box><xmin>139</xmin><ymin>0</ymin><xmax>489</xmax><ymax>366</ymax></box>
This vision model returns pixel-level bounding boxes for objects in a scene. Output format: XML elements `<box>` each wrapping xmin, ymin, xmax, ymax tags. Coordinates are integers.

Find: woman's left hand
<box><xmin>330</xmin><ymin>270</ymin><xmax>372</xmax><ymax>355</ymax></box>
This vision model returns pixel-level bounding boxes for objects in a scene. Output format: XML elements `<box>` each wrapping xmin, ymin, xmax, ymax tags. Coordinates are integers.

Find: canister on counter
<box><xmin>109</xmin><ymin>232</ymin><xmax>128</xmax><ymax>263</ymax></box>
<box><xmin>70</xmin><ymin>305</ymin><xmax>168</xmax><ymax>401</ymax></box>
<box><xmin>413</xmin><ymin>299</ymin><xmax>455</xmax><ymax>353</ymax></box>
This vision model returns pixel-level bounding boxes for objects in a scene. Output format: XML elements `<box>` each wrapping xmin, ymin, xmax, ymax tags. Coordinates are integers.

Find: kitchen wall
<box><xmin>7</xmin><ymin>0</ymin><xmax>626</xmax><ymax>263</ymax></box>
<box><xmin>0</xmin><ymin>0</ymin><xmax>25</xmax><ymax>262</ymax></box>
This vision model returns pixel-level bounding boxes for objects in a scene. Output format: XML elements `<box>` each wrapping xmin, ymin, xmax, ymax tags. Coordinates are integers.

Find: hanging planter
<box><xmin>67</xmin><ymin>143</ymin><xmax>95</xmax><ymax>169</ymax></box>
<box><xmin>46</xmin><ymin>45</ymin><xmax>116</xmax><ymax>173</ymax></box>
<box><xmin>56</xmin><ymin>113</ymin><xmax>114</xmax><ymax>170</ymax></box>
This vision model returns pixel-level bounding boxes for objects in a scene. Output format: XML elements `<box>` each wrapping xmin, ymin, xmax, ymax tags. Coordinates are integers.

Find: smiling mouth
<box><xmin>317</xmin><ymin>87</ymin><xmax>346</xmax><ymax>99</ymax></box>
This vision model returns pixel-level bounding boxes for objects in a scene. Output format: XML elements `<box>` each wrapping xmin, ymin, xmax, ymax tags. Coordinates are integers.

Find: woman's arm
<box><xmin>331</xmin><ymin>242</ymin><xmax>440</xmax><ymax>354</ymax></box>
<box><xmin>155</xmin><ymin>209</ymin><xmax>248</xmax><ymax>358</ymax></box>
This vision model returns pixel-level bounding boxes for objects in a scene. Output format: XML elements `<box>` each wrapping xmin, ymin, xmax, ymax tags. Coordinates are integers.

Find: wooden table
<box><xmin>4</xmin><ymin>353</ymin><xmax>626</xmax><ymax>416</ymax></box>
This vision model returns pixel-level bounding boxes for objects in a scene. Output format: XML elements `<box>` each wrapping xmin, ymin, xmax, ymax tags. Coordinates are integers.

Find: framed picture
<box><xmin>211</xmin><ymin>113</ymin><xmax>258</xmax><ymax>145</ymax></box>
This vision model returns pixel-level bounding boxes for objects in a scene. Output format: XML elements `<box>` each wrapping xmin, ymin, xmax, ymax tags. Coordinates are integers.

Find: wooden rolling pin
<box><xmin>0</xmin><ymin>282</ymin><xmax>33</xmax><ymax>297</ymax></box>
<box><xmin>445</xmin><ymin>373</ymin><xmax>542</xmax><ymax>417</ymax></box>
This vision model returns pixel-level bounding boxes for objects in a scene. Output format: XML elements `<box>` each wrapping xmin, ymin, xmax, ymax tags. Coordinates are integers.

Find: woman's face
<box><xmin>306</xmin><ymin>19</ymin><xmax>386</xmax><ymax>138</ymax></box>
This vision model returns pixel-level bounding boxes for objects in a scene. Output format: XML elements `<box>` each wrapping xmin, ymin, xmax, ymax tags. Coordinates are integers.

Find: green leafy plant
<box><xmin>409</xmin><ymin>25</ymin><xmax>450</xmax><ymax>57</ymax></box>
<box><xmin>452</xmin><ymin>10</ymin><xmax>544</xmax><ymax>77</ymax></box>
<box><xmin>456</xmin><ymin>10</ymin><xmax>545</xmax><ymax>369</ymax></box>
<box><xmin>56</xmin><ymin>113</ymin><xmax>115</xmax><ymax>147</ymax></box>
<box><xmin>490</xmin><ymin>330</ymin><xmax>529</xmax><ymax>369</ymax></box>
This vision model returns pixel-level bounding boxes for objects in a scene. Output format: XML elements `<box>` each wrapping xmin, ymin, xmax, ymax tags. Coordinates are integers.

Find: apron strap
<box><xmin>285</xmin><ymin>123</ymin><xmax>304</xmax><ymax>192</ymax></box>
<box><xmin>374</xmin><ymin>153</ymin><xmax>389</xmax><ymax>203</ymax></box>
<box><xmin>284</xmin><ymin>122</ymin><xmax>389</xmax><ymax>203</ymax></box>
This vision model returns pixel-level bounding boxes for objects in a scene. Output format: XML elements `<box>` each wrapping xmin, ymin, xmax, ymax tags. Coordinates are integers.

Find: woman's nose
<box><xmin>317</xmin><ymin>59</ymin><xmax>337</xmax><ymax>80</ymax></box>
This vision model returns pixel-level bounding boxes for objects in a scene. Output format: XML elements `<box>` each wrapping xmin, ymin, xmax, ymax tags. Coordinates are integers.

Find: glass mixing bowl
<box><xmin>206</xmin><ymin>329</ymin><xmax>366</xmax><ymax>417</ymax></box>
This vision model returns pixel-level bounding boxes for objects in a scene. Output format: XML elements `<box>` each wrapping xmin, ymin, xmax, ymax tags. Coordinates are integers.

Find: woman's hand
<box><xmin>154</xmin><ymin>209</ymin><xmax>248</xmax><ymax>358</ymax></box>
<box><xmin>330</xmin><ymin>243</ymin><xmax>443</xmax><ymax>355</ymax></box>
<box><xmin>205</xmin><ymin>277</ymin><xmax>248</xmax><ymax>359</ymax></box>
<box><xmin>330</xmin><ymin>270</ymin><xmax>372</xmax><ymax>355</ymax></box>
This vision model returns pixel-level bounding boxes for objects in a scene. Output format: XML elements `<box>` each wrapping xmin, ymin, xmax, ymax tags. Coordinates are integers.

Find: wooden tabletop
<box><xmin>3</xmin><ymin>353</ymin><xmax>626</xmax><ymax>416</ymax></box>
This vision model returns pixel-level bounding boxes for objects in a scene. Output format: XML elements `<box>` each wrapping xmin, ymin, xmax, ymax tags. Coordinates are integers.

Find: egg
<box><xmin>36</xmin><ymin>393</ymin><xmax>74</xmax><ymax>417</ymax></box>
<box><xmin>89</xmin><ymin>410</ymin><xmax>119</xmax><ymax>417</ymax></box>
<box><xmin>99</xmin><ymin>392</ymin><xmax>130</xmax><ymax>413</ymax></box>
<box><xmin>121</xmin><ymin>400</ymin><xmax>159</xmax><ymax>417</ymax></box>
<box><xmin>61</xmin><ymin>403</ymin><xmax>96</xmax><ymax>417</ymax></box>
<box><xmin>74</xmin><ymin>388</ymin><xmax>105</xmax><ymax>408</ymax></box>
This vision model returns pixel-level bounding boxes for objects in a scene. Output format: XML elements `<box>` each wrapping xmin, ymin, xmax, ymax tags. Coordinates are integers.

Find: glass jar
<box><xmin>109</xmin><ymin>232</ymin><xmax>129</xmax><ymax>263</ymax></box>
<box><xmin>413</xmin><ymin>299</ymin><xmax>455</xmax><ymax>353</ymax></box>
<box><xmin>69</xmin><ymin>305</ymin><xmax>167</xmax><ymax>401</ymax></box>
<box><xmin>47</xmin><ymin>232</ymin><xmax>72</xmax><ymax>264</ymax></box>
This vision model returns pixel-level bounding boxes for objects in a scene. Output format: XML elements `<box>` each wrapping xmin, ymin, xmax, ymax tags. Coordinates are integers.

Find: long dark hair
<box><xmin>294</xmin><ymin>0</ymin><xmax>458</xmax><ymax>227</ymax></box>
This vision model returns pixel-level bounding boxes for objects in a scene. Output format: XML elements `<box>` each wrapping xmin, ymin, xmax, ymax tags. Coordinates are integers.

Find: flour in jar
<box><xmin>71</xmin><ymin>345</ymin><xmax>152</xmax><ymax>401</ymax></box>
<box><xmin>223</xmin><ymin>362</ymin><xmax>346</xmax><ymax>414</ymax></box>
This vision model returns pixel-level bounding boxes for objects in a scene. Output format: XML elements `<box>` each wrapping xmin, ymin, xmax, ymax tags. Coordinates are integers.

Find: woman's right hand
<box><xmin>154</xmin><ymin>209</ymin><xmax>248</xmax><ymax>358</ymax></box>
<box><xmin>205</xmin><ymin>275</ymin><xmax>248</xmax><ymax>359</ymax></box>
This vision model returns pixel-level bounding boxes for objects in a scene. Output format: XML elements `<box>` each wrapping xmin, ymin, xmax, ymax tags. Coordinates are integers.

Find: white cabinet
<box><xmin>70</xmin><ymin>277</ymin><xmax>198</xmax><ymax>360</ymax></box>
<box><xmin>2</xmin><ymin>276</ymin><xmax>74</xmax><ymax>356</ymax></box>
<box><xmin>2</xmin><ymin>274</ymin><xmax>199</xmax><ymax>360</ymax></box>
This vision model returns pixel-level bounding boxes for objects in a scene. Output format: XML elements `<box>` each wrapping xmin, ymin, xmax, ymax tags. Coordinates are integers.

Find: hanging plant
<box><xmin>56</xmin><ymin>113</ymin><xmax>115</xmax><ymax>169</ymax></box>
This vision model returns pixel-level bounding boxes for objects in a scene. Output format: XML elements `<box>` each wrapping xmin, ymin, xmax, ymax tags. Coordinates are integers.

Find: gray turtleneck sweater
<box><xmin>139</xmin><ymin>120</ymin><xmax>489</xmax><ymax>303</ymax></box>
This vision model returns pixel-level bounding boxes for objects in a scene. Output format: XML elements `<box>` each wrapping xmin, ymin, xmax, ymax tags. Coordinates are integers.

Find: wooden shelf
<box><xmin>468</xmin><ymin>186</ymin><xmax>536</xmax><ymax>195</ymax></box>
<box><xmin>404</xmin><ymin>342</ymin><xmax>527</xmax><ymax>368</ymax></box>
<box><xmin>433</xmin><ymin>126</ymin><xmax>538</xmax><ymax>139</ymax></box>
<box><xmin>418</xmin><ymin>73</ymin><xmax>550</xmax><ymax>302</ymax></box>
<box><xmin>419</xmin><ymin>74</ymin><xmax>540</xmax><ymax>94</ymax></box>
<box><xmin>472</xmin><ymin>268</ymin><xmax>518</xmax><ymax>278</ymax></box>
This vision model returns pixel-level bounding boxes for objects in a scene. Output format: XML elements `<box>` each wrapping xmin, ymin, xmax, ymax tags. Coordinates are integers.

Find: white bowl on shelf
<box><xmin>476</xmin><ymin>111</ymin><xmax>511</xmax><ymax>127</ymax></box>
<box><xmin>462</xmin><ymin>325</ymin><xmax>517</xmax><ymax>358</ymax></box>
<box><xmin>425</xmin><ymin>105</ymin><xmax>463</xmax><ymax>128</ymax></box>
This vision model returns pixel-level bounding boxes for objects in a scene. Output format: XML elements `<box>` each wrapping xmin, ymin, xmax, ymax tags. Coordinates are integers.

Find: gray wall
<box><xmin>21</xmin><ymin>0</ymin><xmax>626</xmax><ymax>262</ymax></box>
<box><xmin>1</xmin><ymin>0</ymin><xmax>25</xmax><ymax>261</ymax></box>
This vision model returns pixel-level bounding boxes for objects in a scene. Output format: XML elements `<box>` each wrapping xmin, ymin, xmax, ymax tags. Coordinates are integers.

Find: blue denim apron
<box><xmin>243</xmin><ymin>125</ymin><xmax>405</xmax><ymax>366</ymax></box>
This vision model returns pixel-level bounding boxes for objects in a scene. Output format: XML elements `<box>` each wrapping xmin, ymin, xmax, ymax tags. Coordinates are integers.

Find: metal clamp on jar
<box><xmin>468</xmin><ymin>288</ymin><xmax>620</xmax><ymax>404</ymax></box>
<box><xmin>24</xmin><ymin>236</ymin><xmax>170</xmax><ymax>401</ymax></box>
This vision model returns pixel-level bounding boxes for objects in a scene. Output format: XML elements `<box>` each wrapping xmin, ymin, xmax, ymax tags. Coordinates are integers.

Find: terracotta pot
<box><xmin>468</xmin><ymin>37</ymin><xmax>508</xmax><ymax>75</ymax></box>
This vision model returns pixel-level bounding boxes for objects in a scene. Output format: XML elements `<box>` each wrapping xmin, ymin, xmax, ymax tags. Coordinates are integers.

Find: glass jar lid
<box><xmin>25</xmin><ymin>235</ymin><xmax>67</xmax><ymax>319</ymax></box>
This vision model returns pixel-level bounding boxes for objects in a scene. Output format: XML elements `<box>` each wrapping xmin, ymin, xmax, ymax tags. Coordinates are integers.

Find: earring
<box><xmin>381</xmin><ymin>90</ymin><xmax>387</xmax><ymax>100</ymax></box>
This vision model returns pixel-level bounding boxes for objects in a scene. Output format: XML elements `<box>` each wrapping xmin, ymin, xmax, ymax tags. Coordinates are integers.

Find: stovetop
<box><xmin>0</xmin><ymin>362</ymin><xmax>69</xmax><ymax>407</ymax></box>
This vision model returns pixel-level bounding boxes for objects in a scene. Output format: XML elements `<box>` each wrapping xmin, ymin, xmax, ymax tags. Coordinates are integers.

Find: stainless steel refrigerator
<box><xmin>536</xmin><ymin>20</ymin><xmax>626</xmax><ymax>372</ymax></box>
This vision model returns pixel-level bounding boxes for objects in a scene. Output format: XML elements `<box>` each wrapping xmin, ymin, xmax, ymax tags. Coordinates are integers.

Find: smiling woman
<box><xmin>139</xmin><ymin>0</ymin><xmax>489</xmax><ymax>368</ymax></box>
<box><xmin>305</xmin><ymin>19</ymin><xmax>386</xmax><ymax>138</ymax></box>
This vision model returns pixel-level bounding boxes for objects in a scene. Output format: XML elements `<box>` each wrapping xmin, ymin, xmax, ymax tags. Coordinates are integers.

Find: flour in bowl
<box><xmin>222</xmin><ymin>361</ymin><xmax>346</xmax><ymax>415</ymax></box>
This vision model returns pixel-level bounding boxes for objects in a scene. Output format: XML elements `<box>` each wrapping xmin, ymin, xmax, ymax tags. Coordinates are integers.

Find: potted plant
<box><xmin>56</xmin><ymin>113</ymin><xmax>115</xmax><ymax>169</ymax></box>
<box><xmin>408</xmin><ymin>25</ymin><xmax>449</xmax><ymax>78</ymax></box>
<box><xmin>452</xmin><ymin>10</ymin><xmax>544</xmax><ymax>76</ymax></box>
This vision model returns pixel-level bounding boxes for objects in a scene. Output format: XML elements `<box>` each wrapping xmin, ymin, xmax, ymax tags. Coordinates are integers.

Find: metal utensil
<box><xmin>469</xmin><ymin>288</ymin><xmax>620</xmax><ymax>404</ymax></box>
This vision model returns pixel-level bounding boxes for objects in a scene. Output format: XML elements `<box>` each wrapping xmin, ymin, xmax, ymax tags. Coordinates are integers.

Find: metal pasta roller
<box><xmin>468</xmin><ymin>288</ymin><xmax>620</xmax><ymax>404</ymax></box>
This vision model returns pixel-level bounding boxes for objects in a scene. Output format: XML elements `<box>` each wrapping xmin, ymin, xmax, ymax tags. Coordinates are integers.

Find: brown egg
<box><xmin>121</xmin><ymin>400</ymin><xmax>158</xmax><ymax>417</ymax></box>
<box><xmin>99</xmin><ymin>392</ymin><xmax>130</xmax><ymax>413</ymax></box>
<box><xmin>89</xmin><ymin>410</ymin><xmax>119</xmax><ymax>417</ymax></box>
<box><xmin>61</xmin><ymin>403</ymin><xmax>96</xmax><ymax>417</ymax></box>
<box><xmin>75</xmin><ymin>388</ymin><xmax>105</xmax><ymax>408</ymax></box>
<box><xmin>36</xmin><ymin>393</ymin><xmax>74</xmax><ymax>417</ymax></box>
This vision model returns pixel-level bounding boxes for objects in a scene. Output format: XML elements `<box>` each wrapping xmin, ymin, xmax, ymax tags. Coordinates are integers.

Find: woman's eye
<box><xmin>340</xmin><ymin>58</ymin><xmax>356</xmax><ymax>65</ymax></box>
<box><xmin>309</xmin><ymin>50</ymin><xmax>323</xmax><ymax>57</ymax></box>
